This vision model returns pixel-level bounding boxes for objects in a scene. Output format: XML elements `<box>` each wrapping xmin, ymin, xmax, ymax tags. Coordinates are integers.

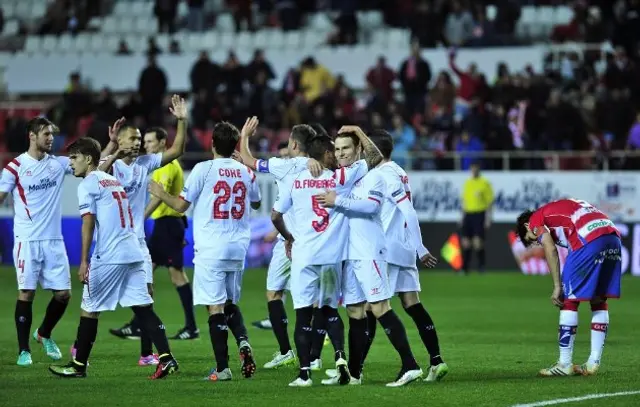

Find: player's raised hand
<box><xmin>169</xmin><ymin>94</ymin><xmax>187</xmax><ymax>119</ymax></box>
<box><xmin>148</xmin><ymin>180</ymin><xmax>165</xmax><ymax>197</ymax></box>
<box><xmin>338</xmin><ymin>125</ymin><xmax>365</xmax><ymax>138</ymax></box>
<box><xmin>420</xmin><ymin>253</ymin><xmax>438</xmax><ymax>268</ymax></box>
<box><xmin>108</xmin><ymin>117</ymin><xmax>126</xmax><ymax>142</ymax></box>
<box><xmin>78</xmin><ymin>262</ymin><xmax>89</xmax><ymax>284</ymax></box>
<box><xmin>551</xmin><ymin>286</ymin><xmax>564</xmax><ymax>308</ymax></box>
<box><xmin>241</xmin><ymin>116</ymin><xmax>259</xmax><ymax>138</ymax></box>
<box><xmin>315</xmin><ymin>190</ymin><xmax>336</xmax><ymax>207</ymax></box>
<box><xmin>308</xmin><ymin>158</ymin><xmax>323</xmax><ymax>177</ymax></box>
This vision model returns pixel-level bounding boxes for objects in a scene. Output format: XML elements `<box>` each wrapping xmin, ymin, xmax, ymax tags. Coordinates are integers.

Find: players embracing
<box><xmin>517</xmin><ymin>198</ymin><xmax>622</xmax><ymax>376</ymax></box>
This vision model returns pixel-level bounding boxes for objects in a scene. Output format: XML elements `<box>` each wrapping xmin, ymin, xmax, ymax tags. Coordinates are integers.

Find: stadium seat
<box><xmin>283</xmin><ymin>31</ymin><xmax>301</xmax><ymax>50</ymax></box>
<box><xmin>3</xmin><ymin>20</ymin><xmax>19</xmax><ymax>36</ymax></box>
<box><xmin>113</xmin><ymin>1</ymin><xmax>131</xmax><ymax>16</ymax></box>
<box><xmin>371</xmin><ymin>29</ymin><xmax>387</xmax><ymax>47</ymax></box>
<box><xmin>301</xmin><ymin>29</ymin><xmax>325</xmax><ymax>49</ymax></box>
<box><xmin>216</xmin><ymin>13</ymin><xmax>235</xmax><ymax>32</ymax></box>
<box><xmin>555</xmin><ymin>6</ymin><xmax>574</xmax><ymax>25</ymax></box>
<box><xmin>102</xmin><ymin>17</ymin><xmax>119</xmax><ymax>34</ymax></box>
<box><xmin>155</xmin><ymin>34</ymin><xmax>170</xmax><ymax>51</ymax></box>
<box><xmin>117</xmin><ymin>16</ymin><xmax>136</xmax><ymax>35</ymax></box>
<box><xmin>24</xmin><ymin>36</ymin><xmax>42</xmax><ymax>53</ymax></box>
<box><xmin>268</xmin><ymin>30</ymin><xmax>284</xmax><ymax>50</ymax></box>
<box><xmin>131</xmin><ymin>1</ymin><xmax>146</xmax><ymax>15</ymax></box>
<box><xmin>308</xmin><ymin>13</ymin><xmax>333</xmax><ymax>31</ymax></box>
<box><xmin>177</xmin><ymin>1</ymin><xmax>189</xmax><ymax>18</ymax></box>
<box><xmin>58</xmin><ymin>34</ymin><xmax>74</xmax><ymax>53</ymax></box>
<box><xmin>388</xmin><ymin>29</ymin><xmax>409</xmax><ymax>48</ymax></box>
<box><xmin>253</xmin><ymin>29</ymin><xmax>272</xmax><ymax>49</ymax></box>
<box><xmin>486</xmin><ymin>5</ymin><xmax>497</xmax><ymax>21</ymax></box>
<box><xmin>89</xmin><ymin>35</ymin><xmax>105</xmax><ymax>54</ymax></box>
<box><xmin>363</xmin><ymin>11</ymin><xmax>383</xmax><ymax>29</ymax></box>
<box><xmin>32</xmin><ymin>1</ymin><xmax>47</xmax><ymax>19</ymax></box>
<box><xmin>74</xmin><ymin>34</ymin><xmax>91</xmax><ymax>53</ymax></box>
<box><xmin>104</xmin><ymin>36</ymin><xmax>120</xmax><ymax>53</ymax></box>
<box><xmin>3</xmin><ymin>2</ymin><xmax>15</xmax><ymax>19</ymax></box>
<box><xmin>219</xmin><ymin>32</ymin><xmax>235</xmax><ymax>48</ymax></box>
<box><xmin>236</xmin><ymin>31</ymin><xmax>253</xmax><ymax>49</ymax></box>
<box><xmin>201</xmin><ymin>32</ymin><xmax>218</xmax><ymax>49</ymax></box>
<box><xmin>15</xmin><ymin>1</ymin><xmax>31</xmax><ymax>19</ymax></box>
<box><xmin>138</xmin><ymin>16</ymin><xmax>157</xmax><ymax>35</ymax></box>
<box><xmin>41</xmin><ymin>35</ymin><xmax>57</xmax><ymax>53</ymax></box>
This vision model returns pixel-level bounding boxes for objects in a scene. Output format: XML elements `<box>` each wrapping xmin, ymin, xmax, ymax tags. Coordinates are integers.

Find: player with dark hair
<box><xmin>148</xmin><ymin>121</ymin><xmax>261</xmax><ymax>381</ymax></box>
<box><xmin>49</xmin><ymin>137</ymin><xmax>178</xmax><ymax>379</ymax></box>
<box><xmin>516</xmin><ymin>199</ymin><xmax>621</xmax><ymax>376</ymax></box>
<box><xmin>0</xmin><ymin>117</ymin><xmax>72</xmax><ymax>366</ymax></box>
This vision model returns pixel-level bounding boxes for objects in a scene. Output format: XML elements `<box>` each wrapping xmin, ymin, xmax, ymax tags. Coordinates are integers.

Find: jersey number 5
<box><xmin>311</xmin><ymin>196</ymin><xmax>329</xmax><ymax>232</ymax></box>
<box><xmin>213</xmin><ymin>181</ymin><xmax>247</xmax><ymax>220</ymax></box>
<box><xmin>112</xmin><ymin>191</ymin><xmax>134</xmax><ymax>228</ymax></box>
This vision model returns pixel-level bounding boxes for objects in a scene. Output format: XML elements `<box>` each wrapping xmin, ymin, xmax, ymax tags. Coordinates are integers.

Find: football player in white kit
<box><xmin>49</xmin><ymin>137</ymin><xmax>178</xmax><ymax>379</ymax></box>
<box><xmin>148</xmin><ymin>122</ymin><xmax>261</xmax><ymax>382</ymax></box>
<box><xmin>317</xmin><ymin>126</ymin><xmax>422</xmax><ymax>387</ymax></box>
<box><xmin>237</xmin><ymin>119</ymin><xmax>326</xmax><ymax>370</ymax></box>
<box><xmin>369</xmin><ymin>129</ymin><xmax>448</xmax><ymax>382</ymax></box>
<box><xmin>271</xmin><ymin>133</ymin><xmax>364</xmax><ymax>387</ymax></box>
<box><xmin>0</xmin><ymin>118</ymin><xmax>71</xmax><ymax>366</ymax></box>
<box><xmin>70</xmin><ymin>96</ymin><xmax>188</xmax><ymax>366</ymax></box>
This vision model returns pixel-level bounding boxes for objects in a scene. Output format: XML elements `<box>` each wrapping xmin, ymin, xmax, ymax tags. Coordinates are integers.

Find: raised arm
<box><xmin>338</xmin><ymin>125</ymin><xmax>383</xmax><ymax>168</ymax></box>
<box><xmin>101</xmin><ymin>117</ymin><xmax>126</xmax><ymax>159</ymax></box>
<box><xmin>160</xmin><ymin>95</ymin><xmax>188</xmax><ymax>167</ymax></box>
<box><xmin>238</xmin><ymin>116</ymin><xmax>260</xmax><ymax>170</ymax></box>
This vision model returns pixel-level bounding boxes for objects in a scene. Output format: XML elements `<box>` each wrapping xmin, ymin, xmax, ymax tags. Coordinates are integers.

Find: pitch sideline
<box><xmin>511</xmin><ymin>390</ymin><xmax>640</xmax><ymax>407</ymax></box>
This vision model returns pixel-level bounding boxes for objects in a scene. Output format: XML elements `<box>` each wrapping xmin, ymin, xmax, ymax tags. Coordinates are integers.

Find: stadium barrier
<box><xmin>0</xmin><ymin>170</ymin><xmax>638</xmax><ymax>274</ymax></box>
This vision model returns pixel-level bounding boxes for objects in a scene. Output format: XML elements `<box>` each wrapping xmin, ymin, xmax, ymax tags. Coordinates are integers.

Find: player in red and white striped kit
<box><xmin>0</xmin><ymin>118</ymin><xmax>72</xmax><ymax>366</ymax></box>
<box><xmin>517</xmin><ymin>198</ymin><xmax>622</xmax><ymax>377</ymax></box>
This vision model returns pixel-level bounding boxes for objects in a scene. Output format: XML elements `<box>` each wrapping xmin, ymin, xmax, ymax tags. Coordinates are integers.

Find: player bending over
<box><xmin>0</xmin><ymin>118</ymin><xmax>73</xmax><ymax>366</ymax></box>
<box><xmin>238</xmin><ymin>118</ymin><xmax>329</xmax><ymax>370</ymax></box>
<box><xmin>271</xmin><ymin>133</ymin><xmax>358</xmax><ymax>387</ymax></box>
<box><xmin>317</xmin><ymin>126</ymin><xmax>423</xmax><ymax>387</ymax></box>
<box><xmin>149</xmin><ymin>122</ymin><xmax>260</xmax><ymax>382</ymax></box>
<box><xmin>516</xmin><ymin>198</ymin><xmax>622</xmax><ymax>377</ymax></box>
<box><xmin>49</xmin><ymin>138</ymin><xmax>178</xmax><ymax>379</ymax></box>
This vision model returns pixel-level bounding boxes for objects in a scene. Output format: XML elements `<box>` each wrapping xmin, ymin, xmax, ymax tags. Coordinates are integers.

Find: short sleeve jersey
<box><xmin>102</xmin><ymin>153</ymin><xmax>162</xmax><ymax>239</ymax></box>
<box><xmin>378</xmin><ymin>161</ymin><xmax>415</xmax><ymax>267</ymax></box>
<box><xmin>180</xmin><ymin>158</ymin><xmax>261</xmax><ymax>262</ymax></box>
<box><xmin>77</xmin><ymin>171</ymin><xmax>143</xmax><ymax>264</ymax></box>
<box><xmin>528</xmin><ymin>199</ymin><xmax>620</xmax><ymax>251</ymax></box>
<box><xmin>0</xmin><ymin>153</ymin><xmax>72</xmax><ymax>241</ymax></box>
<box><xmin>276</xmin><ymin>159</ymin><xmax>368</xmax><ymax>265</ymax></box>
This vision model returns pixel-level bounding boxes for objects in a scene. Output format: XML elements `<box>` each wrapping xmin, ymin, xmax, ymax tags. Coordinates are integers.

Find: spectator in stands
<box><xmin>246</xmin><ymin>49</ymin><xmax>275</xmax><ymax>85</ymax></box>
<box><xmin>409</xmin><ymin>1</ymin><xmax>439</xmax><ymax>48</ymax></box>
<box><xmin>138</xmin><ymin>55</ymin><xmax>168</xmax><ymax>126</ymax></box>
<box><xmin>456</xmin><ymin>130</ymin><xmax>484</xmax><ymax>170</ymax></box>
<box><xmin>493</xmin><ymin>0</ymin><xmax>520</xmax><ymax>38</ymax></box>
<box><xmin>228</xmin><ymin>0</ymin><xmax>254</xmax><ymax>32</ymax></box>
<box><xmin>116</xmin><ymin>39</ymin><xmax>132</xmax><ymax>55</ymax></box>
<box><xmin>328</xmin><ymin>0</ymin><xmax>359</xmax><ymax>46</ymax></box>
<box><xmin>187</xmin><ymin>0</ymin><xmax>205</xmax><ymax>32</ymax></box>
<box><xmin>626</xmin><ymin>111</ymin><xmax>640</xmax><ymax>158</ymax></box>
<box><xmin>399</xmin><ymin>41</ymin><xmax>432</xmax><ymax>116</ymax></box>
<box><xmin>366</xmin><ymin>56</ymin><xmax>395</xmax><ymax>104</ymax></box>
<box><xmin>276</xmin><ymin>0</ymin><xmax>302</xmax><ymax>31</ymax></box>
<box><xmin>612</xmin><ymin>0</ymin><xmax>640</xmax><ymax>59</ymax></box>
<box><xmin>449</xmin><ymin>49</ymin><xmax>482</xmax><ymax>120</ymax></box>
<box><xmin>120</xmin><ymin>93</ymin><xmax>145</xmax><ymax>122</ymax></box>
<box><xmin>222</xmin><ymin>51</ymin><xmax>247</xmax><ymax>105</ymax></box>
<box><xmin>190</xmin><ymin>51</ymin><xmax>220</xmax><ymax>97</ymax></box>
<box><xmin>61</xmin><ymin>72</ymin><xmax>92</xmax><ymax>146</ymax></box>
<box><xmin>154</xmin><ymin>0</ymin><xmax>178</xmax><ymax>34</ymax></box>
<box><xmin>94</xmin><ymin>87</ymin><xmax>120</xmax><ymax>125</ymax></box>
<box><xmin>299</xmin><ymin>57</ymin><xmax>335</xmax><ymax>104</ymax></box>
<box><xmin>389</xmin><ymin>114</ymin><xmax>416</xmax><ymax>168</ymax></box>
<box><xmin>246</xmin><ymin>71</ymin><xmax>279</xmax><ymax>128</ymax></box>
<box><xmin>444</xmin><ymin>0</ymin><xmax>474</xmax><ymax>47</ymax></box>
<box><xmin>468</xmin><ymin>5</ymin><xmax>497</xmax><ymax>47</ymax></box>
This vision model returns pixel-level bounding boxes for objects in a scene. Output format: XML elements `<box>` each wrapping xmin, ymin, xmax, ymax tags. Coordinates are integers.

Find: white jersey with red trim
<box><xmin>100</xmin><ymin>153</ymin><xmax>162</xmax><ymax>239</ymax></box>
<box><xmin>0</xmin><ymin>152</ymin><xmax>72</xmax><ymax>241</ymax></box>
<box><xmin>378</xmin><ymin>161</ymin><xmax>415</xmax><ymax>267</ymax></box>
<box><xmin>275</xmin><ymin>159</ymin><xmax>368</xmax><ymax>265</ymax></box>
<box><xmin>180</xmin><ymin>158</ymin><xmax>261</xmax><ymax>262</ymax></box>
<box><xmin>255</xmin><ymin>156</ymin><xmax>310</xmax><ymax>242</ymax></box>
<box><xmin>344</xmin><ymin>168</ymin><xmax>386</xmax><ymax>261</ymax></box>
<box><xmin>77</xmin><ymin>171</ymin><xmax>143</xmax><ymax>264</ymax></box>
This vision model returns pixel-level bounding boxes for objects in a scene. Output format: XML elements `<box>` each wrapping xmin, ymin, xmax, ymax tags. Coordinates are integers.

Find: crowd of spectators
<box><xmin>2</xmin><ymin>0</ymin><xmax>640</xmax><ymax>171</ymax></box>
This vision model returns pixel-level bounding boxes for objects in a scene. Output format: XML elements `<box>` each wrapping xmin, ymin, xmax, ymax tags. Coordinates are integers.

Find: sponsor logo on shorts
<box><xmin>392</xmin><ymin>188</ymin><xmax>404</xmax><ymax>197</ymax></box>
<box><xmin>369</xmin><ymin>190</ymin><xmax>383</xmax><ymax>198</ymax></box>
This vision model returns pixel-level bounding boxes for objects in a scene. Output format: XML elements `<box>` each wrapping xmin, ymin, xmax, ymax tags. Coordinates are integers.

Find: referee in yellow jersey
<box><xmin>142</xmin><ymin>127</ymin><xmax>198</xmax><ymax>339</ymax></box>
<box><xmin>460</xmin><ymin>161</ymin><xmax>494</xmax><ymax>274</ymax></box>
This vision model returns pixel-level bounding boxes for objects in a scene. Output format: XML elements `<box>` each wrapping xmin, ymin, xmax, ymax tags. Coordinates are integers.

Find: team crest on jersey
<box><xmin>47</xmin><ymin>165</ymin><xmax>55</xmax><ymax>174</ymax></box>
<box><xmin>133</xmin><ymin>167</ymin><xmax>140</xmax><ymax>177</ymax></box>
<box><xmin>25</xmin><ymin>170</ymin><xmax>32</xmax><ymax>176</ymax></box>
<box><xmin>118</xmin><ymin>171</ymin><xmax>124</xmax><ymax>179</ymax></box>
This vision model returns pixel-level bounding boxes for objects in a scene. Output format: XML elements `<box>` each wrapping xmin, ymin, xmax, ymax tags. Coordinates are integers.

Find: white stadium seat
<box><xmin>102</xmin><ymin>17</ymin><xmax>118</xmax><ymax>34</ymax></box>
<box><xmin>58</xmin><ymin>34</ymin><xmax>74</xmax><ymax>53</ymax></box>
<box><xmin>74</xmin><ymin>34</ymin><xmax>91</xmax><ymax>53</ymax></box>
<box><xmin>41</xmin><ymin>35</ymin><xmax>57</xmax><ymax>53</ymax></box>
<box><xmin>113</xmin><ymin>2</ymin><xmax>131</xmax><ymax>16</ymax></box>
<box><xmin>3</xmin><ymin>20</ymin><xmax>19</xmax><ymax>36</ymax></box>
<box><xmin>219</xmin><ymin>32</ymin><xmax>235</xmax><ymax>49</ymax></box>
<box><xmin>104</xmin><ymin>36</ymin><xmax>120</xmax><ymax>53</ymax></box>
<box><xmin>486</xmin><ymin>5</ymin><xmax>497</xmax><ymax>21</ymax></box>
<box><xmin>216</xmin><ymin>13</ymin><xmax>235</xmax><ymax>32</ymax></box>
<box><xmin>283</xmin><ymin>31</ymin><xmax>301</xmax><ymax>50</ymax></box>
<box><xmin>236</xmin><ymin>31</ymin><xmax>253</xmax><ymax>49</ymax></box>
<box><xmin>555</xmin><ymin>6</ymin><xmax>574</xmax><ymax>25</ymax></box>
<box><xmin>89</xmin><ymin>35</ymin><xmax>105</xmax><ymax>53</ymax></box>
<box><xmin>15</xmin><ymin>1</ymin><xmax>31</xmax><ymax>19</ymax></box>
<box><xmin>32</xmin><ymin>1</ymin><xmax>47</xmax><ymax>19</ymax></box>
<box><xmin>131</xmin><ymin>1</ymin><xmax>146</xmax><ymax>16</ymax></box>
<box><xmin>24</xmin><ymin>36</ymin><xmax>42</xmax><ymax>53</ymax></box>
<box><xmin>308</xmin><ymin>13</ymin><xmax>333</xmax><ymax>31</ymax></box>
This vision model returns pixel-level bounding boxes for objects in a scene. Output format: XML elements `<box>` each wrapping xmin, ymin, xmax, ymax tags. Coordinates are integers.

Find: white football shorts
<box><xmin>139</xmin><ymin>238</ymin><xmax>153</xmax><ymax>284</ymax></box>
<box><xmin>193</xmin><ymin>259</ymin><xmax>244</xmax><ymax>306</ymax></box>
<box><xmin>342</xmin><ymin>260</ymin><xmax>392</xmax><ymax>305</ymax></box>
<box><xmin>388</xmin><ymin>264</ymin><xmax>421</xmax><ymax>293</ymax></box>
<box><xmin>290</xmin><ymin>259</ymin><xmax>342</xmax><ymax>310</ymax></box>
<box><xmin>13</xmin><ymin>239</ymin><xmax>71</xmax><ymax>291</ymax></box>
<box><xmin>266</xmin><ymin>239</ymin><xmax>291</xmax><ymax>292</ymax></box>
<box><xmin>81</xmin><ymin>261</ymin><xmax>152</xmax><ymax>313</ymax></box>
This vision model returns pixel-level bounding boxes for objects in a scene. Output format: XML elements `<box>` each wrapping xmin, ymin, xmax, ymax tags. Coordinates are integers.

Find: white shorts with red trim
<box><xmin>81</xmin><ymin>261</ymin><xmax>151</xmax><ymax>313</ymax></box>
<box><xmin>290</xmin><ymin>259</ymin><xmax>342</xmax><ymax>310</ymax></box>
<box><xmin>388</xmin><ymin>264</ymin><xmax>421</xmax><ymax>293</ymax></box>
<box><xmin>13</xmin><ymin>239</ymin><xmax>70</xmax><ymax>291</ymax></box>
<box><xmin>193</xmin><ymin>259</ymin><xmax>244</xmax><ymax>306</ymax></box>
<box><xmin>138</xmin><ymin>238</ymin><xmax>153</xmax><ymax>284</ymax></box>
<box><xmin>342</xmin><ymin>259</ymin><xmax>391</xmax><ymax>305</ymax></box>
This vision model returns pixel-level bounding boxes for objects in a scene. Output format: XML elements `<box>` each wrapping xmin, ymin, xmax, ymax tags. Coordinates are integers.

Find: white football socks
<box><xmin>558</xmin><ymin>310</ymin><xmax>579</xmax><ymax>366</ymax></box>
<box><xmin>588</xmin><ymin>309</ymin><xmax>609</xmax><ymax>365</ymax></box>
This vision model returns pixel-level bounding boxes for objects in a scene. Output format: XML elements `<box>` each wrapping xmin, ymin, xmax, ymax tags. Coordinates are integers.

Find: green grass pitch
<box><xmin>0</xmin><ymin>267</ymin><xmax>639</xmax><ymax>407</ymax></box>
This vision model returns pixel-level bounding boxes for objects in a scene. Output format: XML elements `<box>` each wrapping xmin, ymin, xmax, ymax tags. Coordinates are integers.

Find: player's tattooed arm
<box><xmin>271</xmin><ymin>209</ymin><xmax>293</xmax><ymax>242</ymax></box>
<box><xmin>238</xmin><ymin>116</ymin><xmax>260</xmax><ymax>170</ymax></box>
<box><xmin>101</xmin><ymin>117</ymin><xmax>126</xmax><ymax>159</ymax></box>
<box><xmin>338</xmin><ymin>125</ymin><xmax>383</xmax><ymax>168</ymax></box>
<box><xmin>148</xmin><ymin>180</ymin><xmax>190</xmax><ymax>213</ymax></box>
<box><xmin>161</xmin><ymin>95</ymin><xmax>188</xmax><ymax>166</ymax></box>
<box><xmin>540</xmin><ymin>233</ymin><xmax>563</xmax><ymax>307</ymax></box>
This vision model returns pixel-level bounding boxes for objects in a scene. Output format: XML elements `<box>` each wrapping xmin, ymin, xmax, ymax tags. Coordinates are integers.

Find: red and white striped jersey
<box><xmin>529</xmin><ymin>199</ymin><xmax>620</xmax><ymax>251</ymax></box>
<box><xmin>0</xmin><ymin>153</ymin><xmax>72</xmax><ymax>241</ymax></box>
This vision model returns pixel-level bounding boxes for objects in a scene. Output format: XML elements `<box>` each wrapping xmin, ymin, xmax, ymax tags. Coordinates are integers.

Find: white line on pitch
<box><xmin>511</xmin><ymin>390</ymin><xmax>640</xmax><ymax>407</ymax></box>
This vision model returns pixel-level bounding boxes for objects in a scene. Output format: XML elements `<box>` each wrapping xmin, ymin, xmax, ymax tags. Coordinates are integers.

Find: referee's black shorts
<box><xmin>461</xmin><ymin>211</ymin><xmax>486</xmax><ymax>239</ymax></box>
<box><xmin>149</xmin><ymin>216</ymin><xmax>186</xmax><ymax>269</ymax></box>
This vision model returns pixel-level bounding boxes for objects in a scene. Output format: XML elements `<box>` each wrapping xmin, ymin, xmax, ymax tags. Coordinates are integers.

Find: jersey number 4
<box><xmin>311</xmin><ymin>196</ymin><xmax>329</xmax><ymax>232</ymax></box>
<box><xmin>213</xmin><ymin>181</ymin><xmax>247</xmax><ymax>220</ymax></box>
<box><xmin>112</xmin><ymin>191</ymin><xmax>134</xmax><ymax>228</ymax></box>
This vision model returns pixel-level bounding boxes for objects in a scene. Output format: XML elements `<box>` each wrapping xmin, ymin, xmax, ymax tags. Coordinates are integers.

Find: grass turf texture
<box><xmin>0</xmin><ymin>268</ymin><xmax>639</xmax><ymax>407</ymax></box>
